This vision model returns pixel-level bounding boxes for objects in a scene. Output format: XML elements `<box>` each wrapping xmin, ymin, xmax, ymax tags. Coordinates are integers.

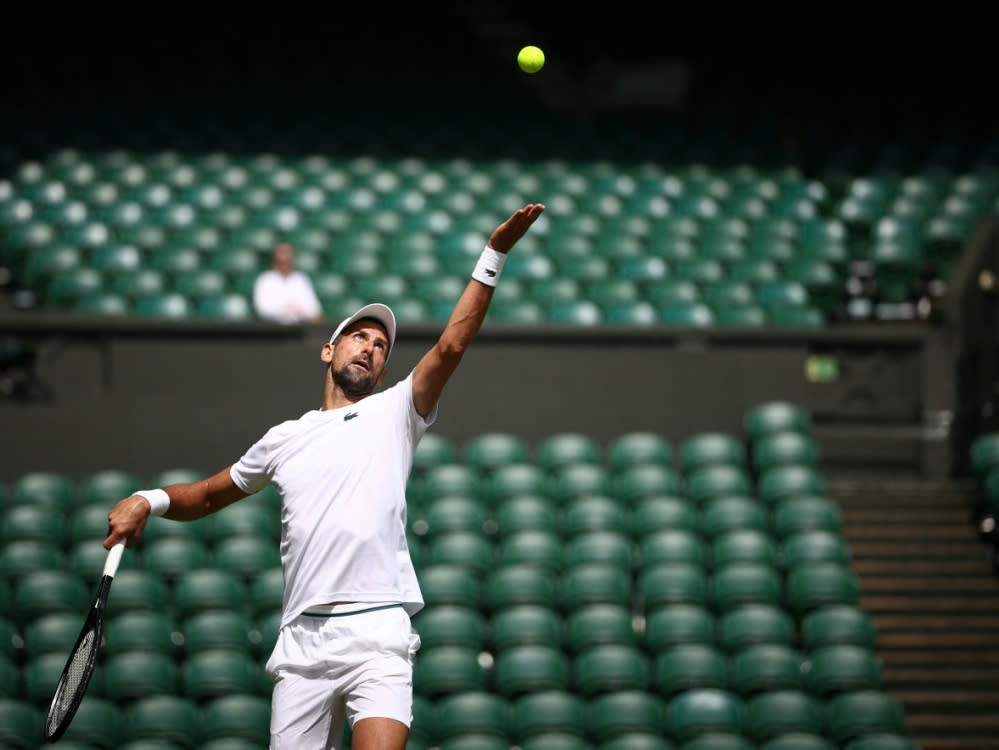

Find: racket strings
<box><xmin>46</xmin><ymin>628</ymin><xmax>97</xmax><ymax>732</ymax></box>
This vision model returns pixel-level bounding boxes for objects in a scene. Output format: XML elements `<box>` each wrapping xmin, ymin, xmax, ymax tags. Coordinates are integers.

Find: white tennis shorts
<box><xmin>265</xmin><ymin>604</ymin><xmax>421</xmax><ymax>750</ymax></box>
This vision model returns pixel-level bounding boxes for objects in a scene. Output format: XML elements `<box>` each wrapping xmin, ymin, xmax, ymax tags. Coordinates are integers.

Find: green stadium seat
<box><xmin>653</xmin><ymin>643</ymin><xmax>728</xmax><ymax>696</ymax></box>
<box><xmin>74</xmin><ymin>291</ymin><xmax>130</xmax><ymax>314</ymax></box>
<box><xmin>413</xmin><ymin>646</ymin><xmax>487</xmax><ymax>697</ymax></box>
<box><xmin>760</xmin><ymin>734</ymin><xmax>837</xmax><ymax>750</ymax></box>
<box><xmin>489</xmin><ymin>604</ymin><xmax>562</xmax><ymax>651</ymax></box>
<box><xmin>826</xmin><ymin>690</ymin><xmax>906</xmax><ymax>744</ymax></box>
<box><xmin>463</xmin><ymin>432</ymin><xmax>530</xmax><ymax>471</ymax></box>
<box><xmin>710</xmin><ymin>563</ymin><xmax>781</xmax><ymax>611</ymax></box>
<box><xmin>174</xmin><ymin>268</ymin><xmax>227</xmax><ymax>300</ymax></box>
<box><xmin>647</xmin><ymin>279</ymin><xmax>700</xmax><ymax>306</ymax></box>
<box><xmin>752</xmin><ymin>432</ymin><xmax>820</xmax><ymax>471</ymax></box>
<box><xmin>423</xmin><ymin>496</ymin><xmax>490</xmax><ymax>538</ymax></box>
<box><xmin>141</xmin><ymin>537</ymin><xmax>209</xmax><ymax>580</ymax></box>
<box><xmin>743</xmin><ymin>689</ymin><xmax>823</xmax><ymax>742</ymax></box>
<box><xmin>434</xmin><ymin>692</ymin><xmax>509</xmax><ymax>743</ymax></box>
<box><xmin>549</xmin><ymin>463</ymin><xmax>611</xmax><ymax>502</ymax></box>
<box><xmin>574</xmin><ymin>644</ymin><xmax>650</xmax><ymax>696</ymax></box>
<box><xmin>562</xmin><ymin>497</ymin><xmax>629</xmax><ymax>536</ymax></box>
<box><xmin>565</xmin><ymin>603</ymin><xmax>636</xmax><ymax>652</ymax></box>
<box><xmin>511</xmin><ymin>690</ymin><xmax>587</xmax><ymax>745</ymax></box>
<box><xmin>805</xmin><ymin>645</ymin><xmax>882</xmax><ymax>696</ymax></box>
<box><xmin>204</xmin><ymin>501</ymin><xmax>279</xmax><ymax>541</ymax></box>
<box><xmin>666</xmin><ymin>689</ymin><xmax>743</xmax><ymax>742</ymax></box>
<box><xmin>413</xmin><ymin>433</ymin><xmax>457</xmax><ymax>472</ymax></box>
<box><xmin>494</xmin><ymin>644</ymin><xmax>570</xmax><ymax>697</ymax></box>
<box><xmin>422</xmin><ymin>464</ymin><xmax>483</xmax><ymax>499</ymax></box>
<box><xmin>780</xmin><ymin>530</ymin><xmax>851</xmax><ymax>567</ymax></box>
<box><xmin>213</xmin><ymin>535</ymin><xmax>282</xmax><ymax>578</ymax></box>
<box><xmin>411</xmin><ymin>605</ymin><xmax>485</xmax><ymax>650</ymax></box>
<box><xmin>10</xmin><ymin>471</ymin><xmax>77</xmax><ymax>511</ymax></box>
<box><xmin>198</xmin><ymin>293</ymin><xmax>254</xmax><ymax>320</ymax></box>
<box><xmin>744</xmin><ymin>402</ymin><xmax>811</xmax><ymax>442</ymax></box>
<box><xmin>537</xmin><ymin>433</ymin><xmax>602</xmax><ymax>469</ymax></box>
<box><xmin>428</xmin><ymin>532</ymin><xmax>495</xmax><ymax>575</ymax></box>
<box><xmin>104</xmin><ymin>650</ymin><xmax>178</xmax><ymax>700</ymax></box>
<box><xmin>699</xmin><ymin>496</ymin><xmax>767</xmax><ymax>538</ymax></box>
<box><xmin>0</xmin><ymin>540</ymin><xmax>63</xmax><ymax>584</ymax></box>
<box><xmin>637</xmin><ymin>530</ymin><xmax>706</xmax><ymax>569</ymax></box>
<box><xmin>14</xmin><ymin>570</ymin><xmax>88</xmax><ymax>622</ymax></box>
<box><xmin>613</xmin><ymin>465</ymin><xmax>681</xmax><ymax>503</ymax></box>
<box><xmin>559</xmin><ymin>563</ymin><xmax>632</xmax><ymax>610</ymax></box>
<box><xmin>603</xmin><ymin>300</ymin><xmax>659</xmax><ymax>326</ymax></box>
<box><xmin>660</xmin><ymin>302</ymin><xmax>715</xmax><ymax>327</ymax></box>
<box><xmin>772</xmin><ymin>496</ymin><xmax>843</xmax><ymax>536</ymax></box>
<box><xmin>60</xmin><ymin>696</ymin><xmax>122</xmax><ymax>748</ymax></box>
<box><xmin>80</xmin><ymin>469</ymin><xmax>144</xmax><ymax>506</ymax></box>
<box><xmin>421</xmin><ymin>564</ymin><xmax>482</xmax><ymax>609</ymax></box>
<box><xmin>182</xmin><ymin>610</ymin><xmax>254</xmax><ymax>653</ymax></box>
<box><xmin>1</xmin><ymin>504</ymin><xmax>67</xmax><ymax>545</ymax></box>
<box><xmin>685</xmin><ymin>465</ymin><xmax>753</xmax><ymax>505</ymax></box>
<box><xmin>134</xmin><ymin>292</ymin><xmax>193</xmax><ymax>319</ymax></box>
<box><xmin>106</xmin><ymin>569</ymin><xmax>170</xmax><ymax>615</ymax></box>
<box><xmin>786</xmin><ymin>563</ymin><xmax>860</xmax><ymax>614</ymax></box>
<box><xmin>679</xmin><ymin>733</ymin><xmax>754</xmax><ymax>750</ymax></box>
<box><xmin>172</xmin><ymin>569</ymin><xmax>248</xmax><ymax>618</ymax></box>
<box><xmin>125</xmin><ymin>696</ymin><xmax>200</xmax><ymax>747</ymax></box>
<box><xmin>494</xmin><ymin>495</ymin><xmax>558</xmax><ymax>535</ymax></box>
<box><xmin>497</xmin><ymin>530</ymin><xmax>562</xmax><ymax>572</ymax></box>
<box><xmin>587</xmin><ymin>691</ymin><xmax>667</xmax><ymax>745</ymax></box>
<box><xmin>631</xmin><ymin>496</ymin><xmax>698</xmax><ymax>536</ymax></box>
<box><xmin>488</xmin><ymin>464</ymin><xmax>547</xmax><ymax>503</ymax></box>
<box><xmin>564</xmin><ymin>531</ymin><xmax>634</xmax><ymax>570</ymax></box>
<box><xmin>111</xmin><ymin>269</ymin><xmax>167</xmax><ymax>300</ymax></box>
<box><xmin>607</xmin><ymin>432</ymin><xmax>673</xmax><ymax>472</ymax></box>
<box><xmin>758</xmin><ymin>466</ymin><xmax>827</xmax><ymax>504</ymax></box>
<box><xmin>23</xmin><ymin>613</ymin><xmax>84</xmax><ymax>657</ymax></box>
<box><xmin>843</xmin><ymin>734</ymin><xmax>920</xmax><ymax>750</ymax></box>
<box><xmin>800</xmin><ymin>605</ymin><xmax>878</xmax><ymax>650</ymax></box>
<box><xmin>644</xmin><ymin>604</ymin><xmax>716</xmax><ymax>652</ymax></box>
<box><xmin>103</xmin><ymin>611</ymin><xmax>177</xmax><ymax>656</ymax></box>
<box><xmin>639</xmin><ymin>563</ymin><xmax>707</xmax><ymax>609</ymax></box>
<box><xmin>0</xmin><ymin>617</ymin><xmax>17</xmax><ymax>658</ymax></box>
<box><xmin>182</xmin><ymin>649</ymin><xmax>259</xmax><ymax>698</ymax></box>
<box><xmin>711</xmin><ymin>530</ymin><xmax>779</xmax><ymax>568</ymax></box>
<box><xmin>717</xmin><ymin>604</ymin><xmax>794</xmax><ymax>651</ymax></box>
<box><xmin>0</xmin><ymin>699</ymin><xmax>43</xmax><ymax>749</ymax></box>
<box><xmin>729</xmin><ymin>644</ymin><xmax>803</xmax><ymax>695</ymax></box>
<box><xmin>24</xmin><ymin>651</ymin><xmax>89</xmax><ymax>704</ymax></box>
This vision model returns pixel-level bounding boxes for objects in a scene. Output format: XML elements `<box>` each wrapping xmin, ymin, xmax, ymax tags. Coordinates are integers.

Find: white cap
<box><xmin>328</xmin><ymin>303</ymin><xmax>397</xmax><ymax>360</ymax></box>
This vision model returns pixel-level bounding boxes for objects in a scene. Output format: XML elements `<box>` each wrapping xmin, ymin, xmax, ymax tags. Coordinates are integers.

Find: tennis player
<box><xmin>104</xmin><ymin>203</ymin><xmax>545</xmax><ymax>750</ymax></box>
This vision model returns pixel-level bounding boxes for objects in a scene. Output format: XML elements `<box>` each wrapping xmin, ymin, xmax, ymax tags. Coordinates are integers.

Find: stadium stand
<box><xmin>3</xmin><ymin>5</ymin><xmax>999</xmax><ymax>750</ymax></box>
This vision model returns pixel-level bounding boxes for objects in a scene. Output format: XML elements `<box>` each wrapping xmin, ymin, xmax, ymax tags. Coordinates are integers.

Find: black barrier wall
<box><xmin>0</xmin><ymin>316</ymin><xmax>954</xmax><ymax>483</ymax></box>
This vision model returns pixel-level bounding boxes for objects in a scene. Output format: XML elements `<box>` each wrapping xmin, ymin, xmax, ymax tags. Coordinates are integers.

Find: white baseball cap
<box><xmin>328</xmin><ymin>303</ymin><xmax>397</xmax><ymax>359</ymax></box>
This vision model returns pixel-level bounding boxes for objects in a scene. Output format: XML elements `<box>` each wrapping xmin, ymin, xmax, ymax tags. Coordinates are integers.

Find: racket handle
<box><xmin>103</xmin><ymin>542</ymin><xmax>126</xmax><ymax>578</ymax></box>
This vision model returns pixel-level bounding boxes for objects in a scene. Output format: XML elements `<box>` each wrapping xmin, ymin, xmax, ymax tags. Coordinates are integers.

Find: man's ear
<box><xmin>320</xmin><ymin>341</ymin><xmax>335</xmax><ymax>363</ymax></box>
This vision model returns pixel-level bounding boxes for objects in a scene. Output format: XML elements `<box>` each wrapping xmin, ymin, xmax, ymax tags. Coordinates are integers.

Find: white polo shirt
<box><xmin>230</xmin><ymin>371</ymin><xmax>436</xmax><ymax>628</ymax></box>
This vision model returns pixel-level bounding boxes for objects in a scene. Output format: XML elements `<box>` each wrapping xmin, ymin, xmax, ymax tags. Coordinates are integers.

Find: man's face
<box><xmin>274</xmin><ymin>246</ymin><xmax>294</xmax><ymax>276</ymax></box>
<box><xmin>323</xmin><ymin>319</ymin><xmax>390</xmax><ymax>397</ymax></box>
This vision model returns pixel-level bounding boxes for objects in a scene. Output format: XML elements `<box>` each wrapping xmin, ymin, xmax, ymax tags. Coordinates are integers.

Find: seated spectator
<box><xmin>253</xmin><ymin>243</ymin><xmax>322</xmax><ymax>324</ymax></box>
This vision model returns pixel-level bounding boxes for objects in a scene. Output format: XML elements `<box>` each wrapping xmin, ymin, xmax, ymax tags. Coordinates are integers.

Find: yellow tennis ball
<box><xmin>518</xmin><ymin>45</ymin><xmax>545</xmax><ymax>74</ymax></box>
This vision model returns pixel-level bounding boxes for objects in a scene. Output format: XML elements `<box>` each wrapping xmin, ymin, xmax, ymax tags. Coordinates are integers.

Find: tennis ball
<box><xmin>518</xmin><ymin>45</ymin><xmax>545</xmax><ymax>74</ymax></box>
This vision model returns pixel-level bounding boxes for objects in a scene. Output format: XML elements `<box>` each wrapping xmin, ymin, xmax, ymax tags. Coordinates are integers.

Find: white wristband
<box><xmin>471</xmin><ymin>245</ymin><xmax>507</xmax><ymax>287</ymax></box>
<box><xmin>135</xmin><ymin>488</ymin><xmax>170</xmax><ymax>517</ymax></box>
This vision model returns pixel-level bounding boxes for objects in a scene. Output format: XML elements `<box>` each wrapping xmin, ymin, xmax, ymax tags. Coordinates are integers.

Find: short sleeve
<box><xmin>230</xmin><ymin>432</ymin><xmax>272</xmax><ymax>494</ymax></box>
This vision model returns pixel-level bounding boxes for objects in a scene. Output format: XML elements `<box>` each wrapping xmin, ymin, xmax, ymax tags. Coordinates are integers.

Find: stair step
<box><xmin>862</xmin><ymin>594</ymin><xmax>999</xmax><ymax>613</ymax></box>
<box><xmin>852</xmin><ymin>558</ymin><xmax>991</xmax><ymax>576</ymax></box>
<box><xmin>884</xmin><ymin>666</ymin><xmax>999</xmax><ymax>687</ymax></box>
<box><xmin>894</xmin><ymin>689</ymin><xmax>999</xmax><ymax>707</ymax></box>
<box><xmin>842</xmin><ymin>507</ymin><xmax>971</xmax><ymax>524</ymax></box>
<box><xmin>919</xmin><ymin>738</ymin><xmax>999</xmax><ymax>750</ymax></box>
<box><xmin>875</xmin><ymin>613</ymin><xmax>999</xmax><ymax>630</ymax></box>
<box><xmin>879</xmin><ymin>632</ymin><xmax>999</xmax><ymax>648</ymax></box>
<box><xmin>843</xmin><ymin>523</ymin><xmax>978</xmax><ymax>540</ymax></box>
<box><xmin>877</xmin><ymin>649</ymin><xmax>999</xmax><ymax>666</ymax></box>
<box><xmin>849</xmin><ymin>540</ymin><xmax>989</xmax><ymax>559</ymax></box>
<box><xmin>857</xmin><ymin>576</ymin><xmax>999</xmax><ymax>593</ymax></box>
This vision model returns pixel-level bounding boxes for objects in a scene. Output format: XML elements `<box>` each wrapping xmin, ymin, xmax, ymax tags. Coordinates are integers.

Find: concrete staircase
<box><xmin>831</xmin><ymin>479</ymin><xmax>999</xmax><ymax>750</ymax></box>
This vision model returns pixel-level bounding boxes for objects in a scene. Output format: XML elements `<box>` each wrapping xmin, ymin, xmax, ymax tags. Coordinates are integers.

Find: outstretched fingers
<box><xmin>490</xmin><ymin>203</ymin><xmax>546</xmax><ymax>252</ymax></box>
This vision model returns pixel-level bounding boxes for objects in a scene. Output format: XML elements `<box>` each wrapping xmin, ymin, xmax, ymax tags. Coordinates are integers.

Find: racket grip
<box><xmin>103</xmin><ymin>542</ymin><xmax>126</xmax><ymax>578</ymax></box>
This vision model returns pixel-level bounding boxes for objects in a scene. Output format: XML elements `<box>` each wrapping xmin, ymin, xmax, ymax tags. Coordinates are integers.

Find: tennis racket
<box><xmin>43</xmin><ymin>541</ymin><xmax>125</xmax><ymax>743</ymax></box>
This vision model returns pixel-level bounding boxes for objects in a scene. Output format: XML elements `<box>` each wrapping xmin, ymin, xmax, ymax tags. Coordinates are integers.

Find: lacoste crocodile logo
<box><xmin>344</xmin><ymin>412</ymin><xmax>359</xmax><ymax>421</ymax></box>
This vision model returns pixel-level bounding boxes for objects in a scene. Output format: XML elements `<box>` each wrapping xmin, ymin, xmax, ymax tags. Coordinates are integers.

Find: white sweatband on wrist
<box><xmin>136</xmin><ymin>488</ymin><xmax>170</xmax><ymax>517</ymax></box>
<box><xmin>471</xmin><ymin>245</ymin><xmax>507</xmax><ymax>287</ymax></box>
